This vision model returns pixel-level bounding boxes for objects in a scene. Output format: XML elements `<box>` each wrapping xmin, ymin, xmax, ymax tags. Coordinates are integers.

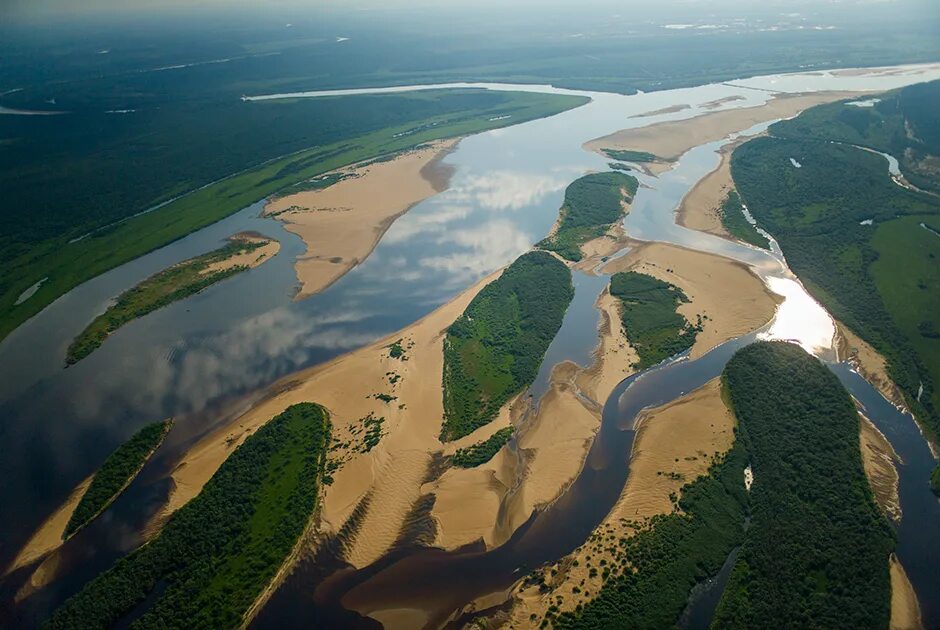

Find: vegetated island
<box><xmin>47</xmin><ymin>403</ymin><xmax>330</xmax><ymax>629</ymax></box>
<box><xmin>63</xmin><ymin>420</ymin><xmax>173</xmax><ymax>540</ymax></box>
<box><xmin>1</xmin><ymin>90</ymin><xmax>588</xmax><ymax>346</ymax></box>
<box><xmin>66</xmin><ymin>233</ymin><xmax>279</xmax><ymax>365</ymax></box>
<box><xmin>452</xmin><ymin>426</ymin><xmax>514</xmax><ymax>468</ymax></box>
<box><xmin>441</xmin><ymin>250</ymin><xmax>574</xmax><ymax>441</ymax></box>
<box><xmin>732</xmin><ymin>80</ymin><xmax>940</xmax><ymax>493</ymax></box>
<box><xmin>713</xmin><ymin>341</ymin><xmax>894</xmax><ymax>629</ymax></box>
<box><xmin>717</xmin><ymin>190</ymin><xmax>770</xmax><ymax>249</ymax></box>
<box><xmin>602</xmin><ymin>148</ymin><xmax>664</xmax><ymax>165</ymax></box>
<box><xmin>609</xmin><ymin>270</ymin><xmax>702</xmax><ymax>370</ymax></box>
<box><xmin>537</xmin><ymin>171</ymin><xmax>638</xmax><ymax>261</ymax></box>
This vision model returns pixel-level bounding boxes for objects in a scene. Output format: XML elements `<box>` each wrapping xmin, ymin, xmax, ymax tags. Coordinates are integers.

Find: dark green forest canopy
<box><xmin>717</xmin><ymin>190</ymin><xmax>770</xmax><ymax>250</ymax></box>
<box><xmin>713</xmin><ymin>341</ymin><xmax>894</xmax><ymax>629</ymax></box>
<box><xmin>609</xmin><ymin>271</ymin><xmax>700</xmax><ymax>370</ymax></box>
<box><xmin>731</xmin><ymin>113</ymin><xmax>940</xmax><ymax>486</ymax></box>
<box><xmin>47</xmin><ymin>403</ymin><xmax>330</xmax><ymax>629</ymax></box>
<box><xmin>64</xmin><ymin>420</ymin><xmax>172</xmax><ymax>539</ymax></box>
<box><xmin>537</xmin><ymin>171</ymin><xmax>638</xmax><ymax>261</ymax></box>
<box><xmin>442</xmin><ymin>250</ymin><xmax>573</xmax><ymax>441</ymax></box>
<box><xmin>0</xmin><ymin>89</ymin><xmax>585</xmax><ymax>344</ymax></box>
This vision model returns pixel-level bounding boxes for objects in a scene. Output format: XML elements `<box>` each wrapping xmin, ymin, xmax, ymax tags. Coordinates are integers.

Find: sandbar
<box><xmin>859</xmin><ymin>413</ymin><xmax>901</xmax><ymax>522</ymax></box>
<box><xmin>890</xmin><ymin>554</ymin><xmax>923</xmax><ymax>630</ymax></box>
<box><xmin>675</xmin><ymin>140</ymin><xmax>739</xmax><ymax>238</ymax></box>
<box><xmin>264</xmin><ymin>139</ymin><xmax>458</xmax><ymax>300</ymax></box>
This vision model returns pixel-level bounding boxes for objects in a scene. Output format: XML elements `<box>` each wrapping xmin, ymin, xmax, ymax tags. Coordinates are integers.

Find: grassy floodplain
<box><xmin>64</xmin><ymin>420</ymin><xmax>172</xmax><ymax>539</ymax></box>
<box><xmin>609</xmin><ymin>271</ymin><xmax>701</xmax><ymax>370</ymax></box>
<box><xmin>537</xmin><ymin>172</ymin><xmax>638</xmax><ymax>261</ymax></box>
<box><xmin>47</xmin><ymin>403</ymin><xmax>330</xmax><ymax>629</ymax></box>
<box><xmin>442</xmin><ymin>251</ymin><xmax>573</xmax><ymax>441</ymax></box>
<box><xmin>0</xmin><ymin>90</ymin><xmax>588</xmax><ymax>345</ymax></box>
<box><xmin>713</xmin><ymin>342</ymin><xmax>894</xmax><ymax>629</ymax></box>
<box><xmin>732</xmin><ymin>83</ymin><xmax>940</xmax><ymax>491</ymax></box>
<box><xmin>452</xmin><ymin>426</ymin><xmax>514</xmax><ymax>468</ymax></box>
<box><xmin>717</xmin><ymin>190</ymin><xmax>770</xmax><ymax>249</ymax></box>
<box><xmin>66</xmin><ymin>235</ymin><xmax>273</xmax><ymax>364</ymax></box>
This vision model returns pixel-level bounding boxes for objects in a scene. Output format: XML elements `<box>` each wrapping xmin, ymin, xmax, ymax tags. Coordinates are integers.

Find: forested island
<box><xmin>609</xmin><ymin>271</ymin><xmax>701</xmax><ymax>369</ymax></box>
<box><xmin>732</xmin><ymin>82</ymin><xmax>940</xmax><ymax>492</ymax></box>
<box><xmin>538</xmin><ymin>171</ymin><xmax>638</xmax><ymax>261</ymax></box>
<box><xmin>47</xmin><ymin>403</ymin><xmax>331</xmax><ymax>628</ymax></box>
<box><xmin>66</xmin><ymin>234</ymin><xmax>277</xmax><ymax>364</ymax></box>
<box><xmin>713</xmin><ymin>341</ymin><xmax>894</xmax><ymax>628</ymax></box>
<box><xmin>442</xmin><ymin>251</ymin><xmax>573</xmax><ymax>441</ymax></box>
<box><xmin>63</xmin><ymin>420</ymin><xmax>172</xmax><ymax>539</ymax></box>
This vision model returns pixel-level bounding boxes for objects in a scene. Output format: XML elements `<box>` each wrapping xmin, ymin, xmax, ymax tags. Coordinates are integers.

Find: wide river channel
<box><xmin>2</xmin><ymin>64</ymin><xmax>939</xmax><ymax>627</ymax></box>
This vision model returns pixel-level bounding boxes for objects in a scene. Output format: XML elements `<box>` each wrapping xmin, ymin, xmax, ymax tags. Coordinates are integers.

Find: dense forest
<box><xmin>442</xmin><ymin>251</ymin><xmax>573</xmax><ymax>441</ymax></box>
<box><xmin>0</xmin><ymin>89</ymin><xmax>586</xmax><ymax>345</ymax></box>
<box><xmin>538</xmin><ymin>172</ymin><xmax>638</xmax><ymax>261</ymax></box>
<box><xmin>552</xmin><ymin>443</ymin><xmax>748</xmax><ymax>629</ymax></box>
<box><xmin>732</xmin><ymin>115</ymin><xmax>940</xmax><ymax>493</ymax></box>
<box><xmin>64</xmin><ymin>420</ymin><xmax>172</xmax><ymax>539</ymax></box>
<box><xmin>66</xmin><ymin>236</ymin><xmax>271</xmax><ymax>364</ymax></box>
<box><xmin>717</xmin><ymin>190</ymin><xmax>770</xmax><ymax>250</ymax></box>
<box><xmin>46</xmin><ymin>403</ymin><xmax>330</xmax><ymax>629</ymax></box>
<box><xmin>713</xmin><ymin>342</ymin><xmax>894</xmax><ymax>629</ymax></box>
<box><xmin>770</xmin><ymin>80</ymin><xmax>940</xmax><ymax>194</ymax></box>
<box><xmin>452</xmin><ymin>426</ymin><xmax>514</xmax><ymax>468</ymax></box>
<box><xmin>609</xmin><ymin>271</ymin><xmax>701</xmax><ymax>369</ymax></box>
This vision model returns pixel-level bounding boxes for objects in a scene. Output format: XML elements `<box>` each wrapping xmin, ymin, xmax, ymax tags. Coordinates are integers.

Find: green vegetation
<box><xmin>552</xmin><ymin>443</ymin><xmax>748</xmax><ymax>629</ymax></box>
<box><xmin>602</xmin><ymin>149</ymin><xmax>661</xmax><ymax>164</ymax></box>
<box><xmin>47</xmin><ymin>403</ymin><xmax>330</xmax><ymax>629</ymax></box>
<box><xmin>717</xmin><ymin>190</ymin><xmax>770</xmax><ymax>249</ymax></box>
<box><xmin>452</xmin><ymin>426</ymin><xmax>514</xmax><ymax>468</ymax></box>
<box><xmin>732</xmin><ymin>105</ymin><xmax>940</xmax><ymax>484</ymax></box>
<box><xmin>442</xmin><ymin>251</ymin><xmax>573</xmax><ymax>441</ymax></box>
<box><xmin>64</xmin><ymin>420</ymin><xmax>172</xmax><ymax>539</ymax></box>
<box><xmin>609</xmin><ymin>271</ymin><xmax>701</xmax><ymax>370</ymax></box>
<box><xmin>771</xmin><ymin>81</ymin><xmax>940</xmax><ymax>194</ymax></box>
<box><xmin>538</xmin><ymin>172</ymin><xmax>638</xmax><ymax>261</ymax></box>
<box><xmin>0</xmin><ymin>90</ymin><xmax>587</xmax><ymax>345</ymax></box>
<box><xmin>713</xmin><ymin>341</ymin><xmax>894</xmax><ymax>629</ymax></box>
<box><xmin>65</xmin><ymin>236</ymin><xmax>270</xmax><ymax>365</ymax></box>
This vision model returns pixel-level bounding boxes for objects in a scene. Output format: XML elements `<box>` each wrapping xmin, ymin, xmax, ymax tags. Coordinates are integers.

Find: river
<box><xmin>2</xmin><ymin>63</ymin><xmax>940</xmax><ymax>627</ymax></box>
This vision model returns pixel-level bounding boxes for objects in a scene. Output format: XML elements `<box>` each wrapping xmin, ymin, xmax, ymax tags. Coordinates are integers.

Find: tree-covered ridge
<box><xmin>713</xmin><ymin>341</ymin><xmax>894</xmax><ymax>629</ymax></box>
<box><xmin>551</xmin><ymin>443</ymin><xmax>748</xmax><ymax>629</ymax></box>
<box><xmin>452</xmin><ymin>426</ymin><xmax>514</xmax><ymax>468</ymax></box>
<box><xmin>609</xmin><ymin>271</ymin><xmax>701</xmax><ymax>370</ymax></box>
<box><xmin>717</xmin><ymin>190</ymin><xmax>770</xmax><ymax>250</ymax></box>
<box><xmin>731</xmin><ymin>132</ymin><xmax>940</xmax><ymax>492</ymax></box>
<box><xmin>64</xmin><ymin>420</ymin><xmax>172</xmax><ymax>539</ymax></box>
<box><xmin>442</xmin><ymin>251</ymin><xmax>573</xmax><ymax>441</ymax></box>
<box><xmin>770</xmin><ymin>80</ymin><xmax>940</xmax><ymax>194</ymax></box>
<box><xmin>66</xmin><ymin>235</ymin><xmax>272</xmax><ymax>365</ymax></box>
<box><xmin>47</xmin><ymin>403</ymin><xmax>331</xmax><ymax>629</ymax></box>
<box><xmin>537</xmin><ymin>171</ymin><xmax>638</xmax><ymax>261</ymax></box>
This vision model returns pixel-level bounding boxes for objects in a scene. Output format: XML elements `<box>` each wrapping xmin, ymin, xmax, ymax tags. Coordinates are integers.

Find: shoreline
<box><xmin>263</xmin><ymin>139</ymin><xmax>460</xmax><ymax>301</ymax></box>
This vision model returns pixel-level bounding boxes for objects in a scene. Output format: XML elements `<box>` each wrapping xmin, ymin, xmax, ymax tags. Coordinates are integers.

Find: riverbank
<box><xmin>583</xmin><ymin>90</ymin><xmax>867</xmax><ymax>169</ymax></box>
<box><xmin>264</xmin><ymin>139</ymin><xmax>458</xmax><ymax>300</ymax></box>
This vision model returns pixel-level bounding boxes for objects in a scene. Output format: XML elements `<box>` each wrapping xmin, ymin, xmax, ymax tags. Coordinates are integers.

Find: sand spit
<box><xmin>509</xmin><ymin>378</ymin><xmax>736</xmax><ymax>623</ymax></box>
<box><xmin>859</xmin><ymin>413</ymin><xmax>901</xmax><ymax>522</ymax></box>
<box><xmin>676</xmin><ymin>140</ymin><xmax>740</xmax><ymax>238</ymax></box>
<box><xmin>602</xmin><ymin>242</ymin><xmax>780</xmax><ymax>360</ymax></box>
<box><xmin>890</xmin><ymin>554</ymin><xmax>924</xmax><ymax>630</ymax></box>
<box><xmin>264</xmin><ymin>139</ymin><xmax>458</xmax><ymax>300</ymax></box>
<box><xmin>156</xmin><ymin>268</ymin><xmax>502</xmax><ymax>569</ymax></box>
<box><xmin>584</xmin><ymin>90</ymin><xmax>866</xmax><ymax>167</ymax></box>
<box><xmin>631</xmin><ymin>104</ymin><xmax>691</xmax><ymax>118</ymax></box>
<box><xmin>5</xmin><ymin>476</ymin><xmax>92</xmax><ymax>575</ymax></box>
<box><xmin>200</xmin><ymin>232</ymin><xmax>280</xmax><ymax>275</ymax></box>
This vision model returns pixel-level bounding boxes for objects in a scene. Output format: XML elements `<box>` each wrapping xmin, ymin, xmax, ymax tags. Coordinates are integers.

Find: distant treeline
<box><xmin>47</xmin><ymin>403</ymin><xmax>330</xmax><ymax>629</ymax></box>
<box><xmin>64</xmin><ymin>420</ymin><xmax>172</xmax><ymax>539</ymax></box>
<box><xmin>714</xmin><ymin>341</ymin><xmax>894</xmax><ymax>628</ymax></box>
<box><xmin>442</xmin><ymin>251</ymin><xmax>573</xmax><ymax>441</ymax></box>
<box><xmin>609</xmin><ymin>271</ymin><xmax>701</xmax><ymax>370</ymax></box>
<box><xmin>538</xmin><ymin>172</ymin><xmax>638</xmax><ymax>261</ymax></box>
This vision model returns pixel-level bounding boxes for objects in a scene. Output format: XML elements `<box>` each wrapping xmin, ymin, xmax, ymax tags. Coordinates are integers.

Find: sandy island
<box><xmin>264</xmin><ymin>139</ymin><xmax>458</xmax><ymax>300</ymax></box>
<box><xmin>890</xmin><ymin>554</ymin><xmax>924</xmax><ymax>630</ymax></box>
<box><xmin>584</xmin><ymin>90</ymin><xmax>868</xmax><ymax>171</ymax></box>
<box><xmin>859</xmin><ymin>413</ymin><xmax>901</xmax><ymax>523</ymax></box>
